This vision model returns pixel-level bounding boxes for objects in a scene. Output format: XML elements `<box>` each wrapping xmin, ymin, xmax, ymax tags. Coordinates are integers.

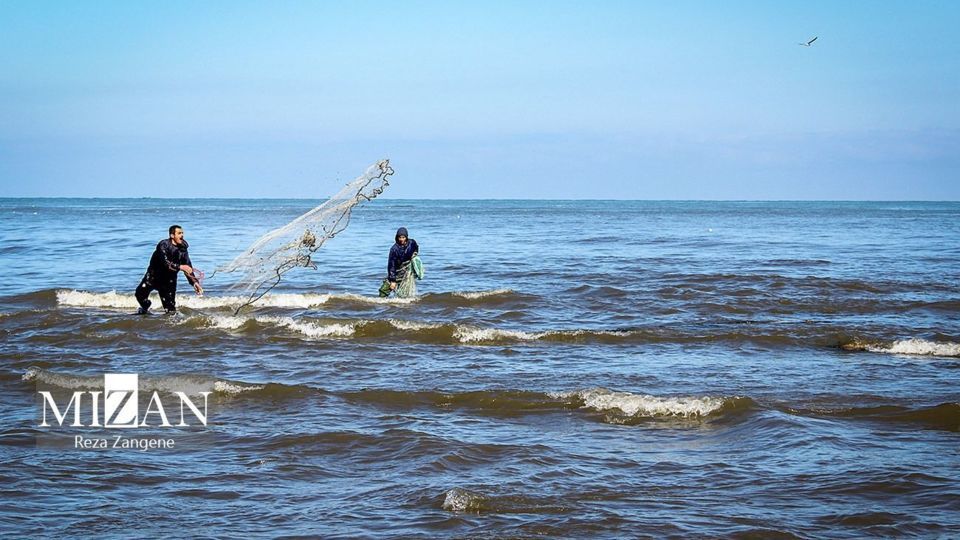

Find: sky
<box><xmin>0</xmin><ymin>1</ymin><xmax>957</xmax><ymax>199</ymax></box>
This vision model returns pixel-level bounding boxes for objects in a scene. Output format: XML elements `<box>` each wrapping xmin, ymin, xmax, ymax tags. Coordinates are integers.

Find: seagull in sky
<box><xmin>799</xmin><ymin>36</ymin><xmax>818</xmax><ymax>47</ymax></box>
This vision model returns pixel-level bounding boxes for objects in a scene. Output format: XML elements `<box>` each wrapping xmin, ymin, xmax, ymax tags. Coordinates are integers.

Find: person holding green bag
<box><xmin>379</xmin><ymin>227</ymin><xmax>422</xmax><ymax>297</ymax></box>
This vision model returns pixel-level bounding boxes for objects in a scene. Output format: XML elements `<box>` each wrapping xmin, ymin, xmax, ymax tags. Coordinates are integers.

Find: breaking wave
<box><xmin>24</xmin><ymin>367</ymin><xmax>272</xmax><ymax>397</ymax></box>
<box><xmin>56</xmin><ymin>289</ymin><xmax>334</xmax><ymax>310</ymax></box>
<box><xmin>254</xmin><ymin>315</ymin><xmax>357</xmax><ymax>338</ymax></box>
<box><xmin>450</xmin><ymin>289</ymin><xmax>514</xmax><ymax>299</ymax></box>
<box><xmin>551</xmin><ymin>388</ymin><xmax>739</xmax><ymax>419</ymax></box>
<box><xmin>54</xmin><ymin>288</ymin><xmax>532</xmax><ymax>311</ymax></box>
<box><xmin>22</xmin><ymin>368</ymin><xmax>956</xmax><ymax>430</ymax></box>
<box><xmin>182</xmin><ymin>313</ymin><xmax>635</xmax><ymax>344</ymax></box>
<box><xmin>343</xmin><ymin>387</ymin><xmax>751</xmax><ymax>424</ymax></box>
<box><xmin>841</xmin><ymin>338</ymin><xmax>960</xmax><ymax>358</ymax></box>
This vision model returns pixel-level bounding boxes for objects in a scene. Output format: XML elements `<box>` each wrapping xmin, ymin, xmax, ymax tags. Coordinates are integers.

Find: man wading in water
<box><xmin>135</xmin><ymin>225</ymin><xmax>203</xmax><ymax>314</ymax></box>
<box><xmin>379</xmin><ymin>227</ymin><xmax>419</xmax><ymax>297</ymax></box>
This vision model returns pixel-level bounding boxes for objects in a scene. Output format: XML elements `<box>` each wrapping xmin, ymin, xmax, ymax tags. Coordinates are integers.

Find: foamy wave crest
<box><xmin>25</xmin><ymin>367</ymin><xmax>270</xmax><ymax>396</ymax></box>
<box><xmin>56</xmin><ymin>289</ymin><xmax>332</xmax><ymax>310</ymax></box>
<box><xmin>22</xmin><ymin>366</ymin><xmax>100</xmax><ymax>389</ymax></box>
<box><xmin>388</xmin><ymin>319</ymin><xmax>444</xmax><ymax>331</ymax></box>
<box><xmin>552</xmin><ymin>388</ymin><xmax>728</xmax><ymax>418</ymax></box>
<box><xmin>332</xmin><ymin>293</ymin><xmax>418</xmax><ymax>305</ymax></box>
<box><xmin>866</xmin><ymin>339</ymin><xmax>960</xmax><ymax>358</ymax></box>
<box><xmin>454</xmin><ymin>327</ymin><xmax>543</xmax><ymax>343</ymax></box>
<box><xmin>442</xmin><ymin>488</ymin><xmax>486</xmax><ymax>513</ymax></box>
<box><xmin>23</xmin><ymin>368</ymin><xmax>216</xmax><ymax>395</ymax></box>
<box><xmin>213</xmin><ymin>381</ymin><xmax>265</xmax><ymax>394</ymax></box>
<box><xmin>202</xmin><ymin>315</ymin><xmax>249</xmax><ymax>330</ymax></box>
<box><xmin>255</xmin><ymin>316</ymin><xmax>356</xmax><ymax>338</ymax></box>
<box><xmin>452</xmin><ymin>326</ymin><xmax>633</xmax><ymax>344</ymax></box>
<box><xmin>451</xmin><ymin>289</ymin><xmax>514</xmax><ymax>300</ymax></box>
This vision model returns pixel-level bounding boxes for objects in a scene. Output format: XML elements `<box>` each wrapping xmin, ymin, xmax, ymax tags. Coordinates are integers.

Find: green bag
<box><xmin>411</xmin><ymin>254</ymin><xmax>424</xmax><ymax>280</ymax></box>
<box><xmin>379</xmin><ymin>256</ymin><xmax>423</xmax><ymax>297</ymax></box>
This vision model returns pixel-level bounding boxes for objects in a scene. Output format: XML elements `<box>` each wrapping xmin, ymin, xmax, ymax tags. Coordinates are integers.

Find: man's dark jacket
<box><xmin>147</xmin><ymin>239</ymin><xmax>198</xmax><ymax>286</ymax></box>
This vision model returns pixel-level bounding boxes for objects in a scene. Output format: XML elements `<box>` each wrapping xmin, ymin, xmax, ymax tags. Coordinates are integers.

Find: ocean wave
<box><xmin>453</xmin><ymin>326</ymin><xmax>543</xmax><ymax>343</ymax></box>
<box><xmin>787</xmin><ymin>402</ymin><xmax>960</xmax><ymax>431</ymax></box>
<box><xmin>452</xmin><ymin>326</ymin><xmax>632</xmax><ymax>344</ymax></box>
<box><xmin>342</xmin><ymin>388</ymin><xmax>572</xmax><ymax>415</ymax></box>
<box><xmin>551</xmin><ymin>388</ymin><xmax>736</xmax><ymax>419</ymax></box>
<box><xmin>23</xmin><ymin>367</ymin><xmax>216</xmax><ymax>395</ymax></box>
<box><xmin>201</xmin><ymin>314</ymin><xmax>250</xmax><ymax>331</ymax></box>
<box><xmin>384</xmin><ymin>319</ymin><xmax>444</xmax><ymax>332</ymax></box>
<box><xmin>23</xmin><ymin>367</ymin><xmax>99</xmax><ymax>389</ymax></box>
<box><xmin>298</xmin><ymin>325</ymin><xmax>960</xmax><ymax>350</ymax></box>
<box><xmin>36</xmin><ymin>304</ymin><xmax>806</xmax><ymax>346</ymax></box>
<box><xmin>415</xmin><ymin>289</ymin><xmax>536</xmax><ymax>307</ymax></box>
<box><xmin>842</xmin><ymin>338</ymin><xmax>960</xmax><ymax>358</ymax></box>
<box><xmin>187</xmin><ymin>313</ymin><xmax>633</xmax><ymax>344</ymax></box>
<box><xmin>212</xmin><ymin>380</ymin><xmax>265</xmax><ymax>395</ymax></box>
<box><xmin>56</xmin><ymin>289</ymin><xmax>334</xmax><ymax>310</ymax></box>
<box><xmin>254</xmin><ymin>315</ymin><xmax>357</xmax><ymax>338</ymax></box>
<box><xmin>344</xmin><ymin>387</ymin><xmax>748</xmax><ymax>423</ymax></box>
<box><xmin>872</xmin><ymin>339</ymin><xmax>960</xmax><ymax>357</ymax></box>
<box><xmin>326</xmin><ymin>293</ymin><xmax>418</xmax><ymax>306</ymax></box>
<box><xmin>451</xmin><ymin>289</ymin><xmax>515</xmax><ymax>300</ymax></box>
<box><xmin>28</xmin><ymin>298</ymin><xmax>957</xmax><ymax>351</ymax></box>
<box><xmin>23</xmin><ymin>367</ymin><xmax>278</xmax><ymax>397</ymax></box>
<box><xmin>442</xmin><ymin>488</ymin><xmax>486</xmax><ymax>513</ymax></box>
<box><xmin>441</xmin><ymin>487</ymin><xmax>568</xmax><ymax>514</ymax></box>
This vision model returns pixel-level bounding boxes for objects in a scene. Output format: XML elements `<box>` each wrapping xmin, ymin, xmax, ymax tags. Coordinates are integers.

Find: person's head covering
<box><xmin>395</xmin><ymin>227</ymin><xmax>408</xmax><ymax>242</ymax></box>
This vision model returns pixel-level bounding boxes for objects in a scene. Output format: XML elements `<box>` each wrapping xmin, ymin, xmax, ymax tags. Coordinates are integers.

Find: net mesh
<box><xmin>218</xmin><ymin>159</ymin><xmax>393</xmax><ymax>313</ymax></box>
<box><xmin>395</xmin><ymin>266</ymin><xmax>417</xmax><ymax>298</ymax></box>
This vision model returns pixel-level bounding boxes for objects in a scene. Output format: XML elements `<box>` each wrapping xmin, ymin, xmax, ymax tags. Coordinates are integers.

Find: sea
<box><xmin>1</xmin><ymin>198</ymin><xmax>958</xmax><ymax>538</ymax></box>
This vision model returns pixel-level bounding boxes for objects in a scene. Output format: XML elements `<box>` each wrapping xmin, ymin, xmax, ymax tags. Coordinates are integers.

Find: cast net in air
<box><xmin>218</xmin><ymin>159</ymin><xmax>393</xmax><ymax>313</ymax></box>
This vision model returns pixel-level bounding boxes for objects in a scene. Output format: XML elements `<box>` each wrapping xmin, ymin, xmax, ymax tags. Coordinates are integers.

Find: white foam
<box><xmin>56</xmin><ymin>289</ymin><xmax>332</xmax><ymax>310</ymax></box>
<box><xmin>552</xmin><ymin>388</ymin><xmax>726</xmax><ymax>418</ymax></box>
<box><xmin>442</xmin><ymin>488</ymin><xmax>484</xmax><ymax>513</ymax></box>
<box><xmin>23</xmin><ymin>368</ymin><xmax>216</xmax><ymax>395</ymax></box>
<box><xmin>451</xmin><ymin>325</ymin><xmax>630</xmax><ymax>343</ymax></box>
<box><xmin>388</xmin><ymin>319</ymin><xmax>444</xmax><ymax>331</ymax></box>
<box><xmin>547</xmin><ymin>329</ymin><xmax>633</xmax><ymax>338</ymax></box>
<box><xmin>57</xmin><ymin>290</ymin><xmax>139</xmax><ymax>309</ymax></box>
<box><xmin>203</xmin><ymin>314</ymin><xmax>249</xmax><ymax>330</ymax></box>
<box><xmin>213</xmin><ymin>380</ymin><xmax>265</xmax><ymax>394</ymax></box>
<box><xmin>451</xmin><ymin>289</ymin><xmax>514</xmax><ymax>300</ymax></box>
<box><xmin>238</xmin><ymin>293</ymin><xmax>332</xmax><ymax>309</ymax></box>
<box><xmin>255</xmin><ymin>315</ymin><xmax>356</xmax><ymax>338</ymax></box>
<box><xmin>22</xmin><ymin>367</ymin><xmax>99</xmax><ymax>389</ymax></box>
<box><xmin>454</xmin><ymin>326</ymin><xmax>543</xmax><ymax>343</ymax></box>
<box><xmin>22</xmin><ymin>366</ymin><xmax>43</xmax><ymax>382</ymax></box>
<box><xmin>867</xmin><ymin>338</ymin><xmax>960</xmax><ymax>358</ymax></box>
<box><xmin>334</xmin><ymin>293</ymin><xmax>418</xmax><ymax>305</ymax></box>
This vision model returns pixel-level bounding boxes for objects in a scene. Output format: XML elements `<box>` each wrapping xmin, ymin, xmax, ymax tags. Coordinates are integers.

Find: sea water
<box><xmin>1</xmin><ymin>199</ymin><xmax>958</xmax><ymax>537</ymax></box>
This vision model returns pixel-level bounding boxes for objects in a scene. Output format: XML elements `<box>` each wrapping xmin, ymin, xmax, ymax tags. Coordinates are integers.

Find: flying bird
<box><xmin>799</xmin><ymin>36</ymin><xmax>818</xmax><ymax>47</ymax></box>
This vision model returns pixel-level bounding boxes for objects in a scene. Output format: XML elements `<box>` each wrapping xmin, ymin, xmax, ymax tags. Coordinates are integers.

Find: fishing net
<box><xmin>395</xmin><ymin>265</ymin><xmax>417</xmax><ymax>298</ymax></box>
<box><xmin>218</xmin><ymin>159</ymin><xmax>393</xmax><ymax>313</ymax></box>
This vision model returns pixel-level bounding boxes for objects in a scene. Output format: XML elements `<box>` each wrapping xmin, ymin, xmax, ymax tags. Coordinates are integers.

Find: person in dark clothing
<box><xmin>135</xmin><ymin>225</ymin><xmax>203</xmax><ymax>314</ymax></box>
<box><xmin>379</xmin><ymin>227</ymin><xmax>419</xmax><ymax>297</ymax></box>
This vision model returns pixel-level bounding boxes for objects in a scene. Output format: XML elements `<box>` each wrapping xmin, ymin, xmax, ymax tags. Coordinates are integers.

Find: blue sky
<box><xmin>1</xmin><ymin>1</ymin><xmax>957</xmax><ymax>199</ymax></box>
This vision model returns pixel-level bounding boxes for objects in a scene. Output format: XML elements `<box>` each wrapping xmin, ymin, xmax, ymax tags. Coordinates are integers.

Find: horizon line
<box><xmin>0</xmin><ymin>196</ymin><xmax>958</xmax><ymax>203</ymax></box>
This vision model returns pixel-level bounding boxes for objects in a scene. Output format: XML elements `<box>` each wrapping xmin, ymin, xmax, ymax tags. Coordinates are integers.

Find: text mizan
<box><xmin>37</xmin><ymin>374</ymin><xmax>209</xmax><ymax>428</ymax></box>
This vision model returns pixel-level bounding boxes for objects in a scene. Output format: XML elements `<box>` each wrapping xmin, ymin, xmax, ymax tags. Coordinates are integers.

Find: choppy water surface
<box><xmin>1</xmin><ymin>199</ymin><xmax>959</xmax><ymax>538</ymax></box>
